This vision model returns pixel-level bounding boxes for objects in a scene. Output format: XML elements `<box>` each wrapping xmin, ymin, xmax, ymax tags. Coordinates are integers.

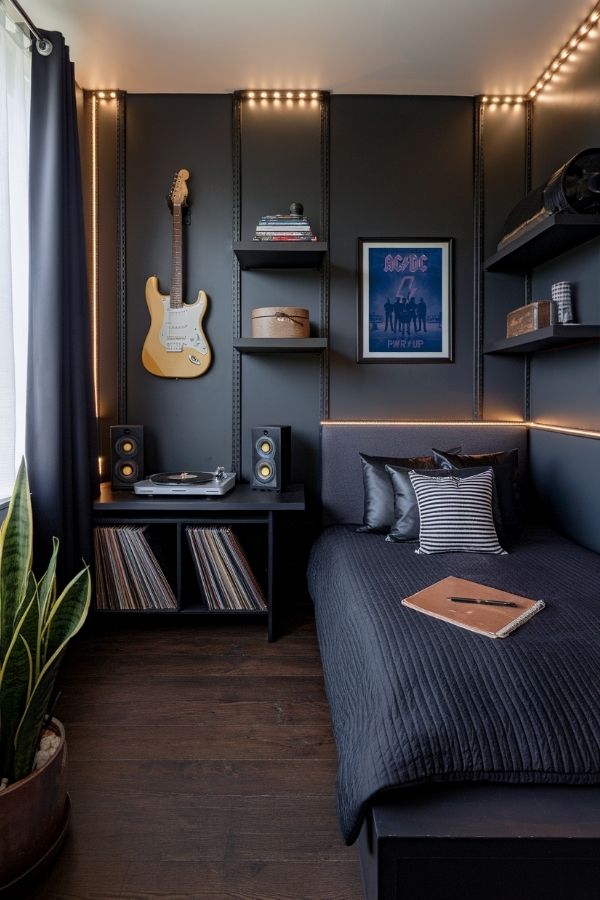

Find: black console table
<box><xmin>93</xmin><ymin>482</ymin><xmax>305</xmax><ymax>641</ymax></box>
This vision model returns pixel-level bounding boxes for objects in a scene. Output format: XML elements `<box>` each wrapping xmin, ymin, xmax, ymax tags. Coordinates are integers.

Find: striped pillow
<box><xmin>408</xmin><ymin>468</ymin><xmax>507</xmax><ymax>555</ymax></box>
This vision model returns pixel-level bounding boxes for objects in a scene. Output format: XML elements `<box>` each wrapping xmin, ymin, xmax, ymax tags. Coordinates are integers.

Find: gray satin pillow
<box><xmin>385</xmin><ymin>464</ymin><xmax>504</xmax><ymax>542</ymax></box>
<box><xmin>357</xmin><ymin>452</ymin><xmax>436</xmax><ymax>533</ymax></box>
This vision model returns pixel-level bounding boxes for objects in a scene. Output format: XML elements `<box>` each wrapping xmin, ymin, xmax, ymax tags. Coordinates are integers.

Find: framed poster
<box><xmin>357</xmin><ymin>238</ymin><xmax>453</xmax><ymax>362</ymax></box>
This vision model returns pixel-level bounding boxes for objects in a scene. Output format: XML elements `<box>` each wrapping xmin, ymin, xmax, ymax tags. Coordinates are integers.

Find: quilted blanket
<box><xmin>308</xmin><ymin>525</ymin><xmax>600</xmax><ymax>843</ymax></box>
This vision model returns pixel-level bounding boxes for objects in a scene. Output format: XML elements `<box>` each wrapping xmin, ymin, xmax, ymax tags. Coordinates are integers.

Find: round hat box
<box><xmin>251</xmin><ymin>307</ymin><xmax>309</xmax><ymax>338</ymax></box>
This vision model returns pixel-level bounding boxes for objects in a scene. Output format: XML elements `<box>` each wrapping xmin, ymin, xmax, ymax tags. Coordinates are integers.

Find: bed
<box><xmin>308</xmin><ymin>423</ymin><xmax>600</xmax><ymax>900</ymax></box>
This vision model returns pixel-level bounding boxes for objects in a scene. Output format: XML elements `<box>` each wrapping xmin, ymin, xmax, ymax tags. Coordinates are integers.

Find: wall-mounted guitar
<box><xmin>142</xmin><ymin>169</ymin><xmax>212</xmax><ymax>378</ymax></box>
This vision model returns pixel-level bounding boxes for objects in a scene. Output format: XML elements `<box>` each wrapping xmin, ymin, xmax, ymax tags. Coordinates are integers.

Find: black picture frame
<box><xmin>357</xmin><ymin>237</ymin><xmax>453</xmax><ymax>363</ymax></box>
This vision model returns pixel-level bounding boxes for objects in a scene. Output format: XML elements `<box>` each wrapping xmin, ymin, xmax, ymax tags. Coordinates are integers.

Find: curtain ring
<box><xmin>36</xmin><ymin>37</ymin><xmax>53</xmax><ymax>56</ymax></box>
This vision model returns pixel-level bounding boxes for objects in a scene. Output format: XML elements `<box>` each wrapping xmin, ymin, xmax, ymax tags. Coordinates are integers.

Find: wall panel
<box><xmin>126</xmin><ymin>95</ymin><xmax>233</xmax><ymax>474</ymax></box>
<box><xmin>527</xmin><ymin>37</ymin><xmax>600</xmax><ymax>545</ymax></box>
<box><xmin>328</xmin><ymin>96</ymin><xmax>475</xmax><ymax>421</ymax></box>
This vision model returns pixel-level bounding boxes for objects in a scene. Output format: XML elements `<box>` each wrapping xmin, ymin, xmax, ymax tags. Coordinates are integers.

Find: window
<box><xmin>0</xmin><ymin>10</ymin><xmax>30</xmax><ymax>501</ymax></box>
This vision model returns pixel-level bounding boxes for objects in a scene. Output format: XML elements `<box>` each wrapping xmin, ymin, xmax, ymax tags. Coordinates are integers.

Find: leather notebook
<box><xmin>401</xmin><ymin>576</ymin><xmax>545</xmax><ymax>639</ymax></box>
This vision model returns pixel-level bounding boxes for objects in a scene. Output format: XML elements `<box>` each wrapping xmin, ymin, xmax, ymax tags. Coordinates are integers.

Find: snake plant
<box><xmin>0</xmin><ymin>460</ymin><xmax>90</xmax><ymax>784</ymax></box>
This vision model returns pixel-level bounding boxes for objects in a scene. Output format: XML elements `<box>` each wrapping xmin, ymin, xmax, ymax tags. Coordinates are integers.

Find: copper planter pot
<box><xmin>0</xmin><ymin>718</ymin><xmax>70</xmax><ymax>891</ymax></box>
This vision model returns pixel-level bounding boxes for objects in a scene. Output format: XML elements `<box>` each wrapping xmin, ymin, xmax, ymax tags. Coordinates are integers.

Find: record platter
<box><xmin>134</xmin><ymin>468</ymin><xmax>235</xmax><ymax>496</ymax></box>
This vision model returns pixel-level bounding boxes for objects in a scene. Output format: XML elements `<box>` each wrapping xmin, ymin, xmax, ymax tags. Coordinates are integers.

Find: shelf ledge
<box><xmin>233</xmin><ymin>338</ymin><xmax>327</xmax><ymax>354</ymax></box>
<box><xmin>484</xmin><ymin>324</ymin><xmax>600</xmax><ymax>355</ymax></box>
<box><xmin>484</xmin><ymin>213</ymin><xmax>600</xmax><ymax>273</ymax></box>
<box><xmin>233</xmin><ymin>241</ymin><xmax>327</xmax><ymax>270</ymax></box>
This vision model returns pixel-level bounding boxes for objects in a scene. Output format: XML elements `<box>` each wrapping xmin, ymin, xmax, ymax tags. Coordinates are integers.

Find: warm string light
<box><xmin>480</xmin><ymin>95</ymin><xmax>525</xmax><ymax>105</ymax></box>
<box><xmin>481</xmin><ymin>3</ymin><xmax>600</xmax><ymax>105</ymax></box>
<box><xmin>527</xmin><ymin>2</ymin><xmax>600</xmax><ymax>99</ymax></box>
<box><xmin>243</xmin><ymin>89</ymin><xmax>322</xmax><ymax>101</ymax></box>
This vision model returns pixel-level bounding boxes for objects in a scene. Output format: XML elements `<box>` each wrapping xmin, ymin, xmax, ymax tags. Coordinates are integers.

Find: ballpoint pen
<box><xmin>448</xmin><ymin>597</ymin><xmax>518</xmax><ymax>608</ymax></box>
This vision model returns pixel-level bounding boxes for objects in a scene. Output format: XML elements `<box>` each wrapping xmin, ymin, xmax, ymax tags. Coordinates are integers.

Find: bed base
<box><xmin>358</xmin><ymin>783</ymin><xmax>600</xmax><ymax>900</ymax></box>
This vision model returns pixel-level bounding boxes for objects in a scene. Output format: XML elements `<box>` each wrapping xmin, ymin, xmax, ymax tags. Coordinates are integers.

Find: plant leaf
<box><xmin>36</xmin><ymin>537</ymin><xmax>59</xmax><ymax>674</ymax></box>
<box><xmin>13</xmin><ymin>567</ymin><xmax>91</xmax><ymax>780</ymax></box>
<box><xmin>0</xmin><ymin>460</ymin><xmax>32</xmax><ymax>667</ymax></box>
<box><xmin>42</xmin><ymin>566</ymin><xmax>91</xmax><ymax>663</ymax></box>
<box><xmin>12</xmin><ymin>655</ymin><xmax>63</xmax><ymax>781</ymax></box>
<box><xmin>0</xmin><ymin>583</ymin><xmax>39</xmax><ymax>779</ymax></box>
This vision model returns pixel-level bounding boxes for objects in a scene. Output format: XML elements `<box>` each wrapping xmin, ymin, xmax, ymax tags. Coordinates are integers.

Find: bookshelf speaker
<box><xmin>110</xmin><ymin>425</ymin><xmax>144</xmax><ymax>490</ymax></box>
<box><xmin>251</xmin><ymin>426</ymin><xmax>290</xmax><ymax>491</ymax></box>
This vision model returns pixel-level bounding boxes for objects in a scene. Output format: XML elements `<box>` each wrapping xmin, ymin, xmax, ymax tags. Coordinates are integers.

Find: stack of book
<box><xmin>186</xmin><ymin>526</ymin><xmax>267</xmax><ymax>611</ymax></box>
<box><xmin>254</xmin><ymin>213</ymin><xmax>317</xmax><ymax>242</ymax></box>
<box><xmin>94</xmin><ymin>526</ymin><xmax>177</xmax><ymax>611</ymax></box>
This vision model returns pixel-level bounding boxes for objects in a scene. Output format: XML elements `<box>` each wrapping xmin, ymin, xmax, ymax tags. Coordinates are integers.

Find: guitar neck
<box><xmin>171</xmin><ymin>203</ymin><xmax>183</xmax><ymax>307</ymax></box>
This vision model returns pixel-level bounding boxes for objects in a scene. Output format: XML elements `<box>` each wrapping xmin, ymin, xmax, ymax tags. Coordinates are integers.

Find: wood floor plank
<box><xmin>65</xmin><ymin>724</ymin><xmax>336</xmax><ymax>760</ymax></box>
<box><xmin>56</xmin><ymin>697</ymin><xmax>332</xmax><ymax>727</ymax></box>
<box><xmin>57</xmin><ymin>676</ymin><xmax>328</xmax><ymax>705</ymax></box>
<box><xmin>58</xmin><ymin>653</ymin><xmax>324</xmax><ymax>679</ymax></box>
<box><xmin>65</xmin><ymin>759</ymin><xmax>338</xmax><ymax>796</ymax></box>
<box><xmin>26</xmin><ymin>619</ymin><xmax>362</xmax><ymax>899</ymax></box>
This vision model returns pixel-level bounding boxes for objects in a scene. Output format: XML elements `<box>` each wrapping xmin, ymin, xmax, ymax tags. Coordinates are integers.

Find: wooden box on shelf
<box><xmin>506</xmin><ymin>301</ymin><xmax>553</xmax><ymax>338</ymax></box>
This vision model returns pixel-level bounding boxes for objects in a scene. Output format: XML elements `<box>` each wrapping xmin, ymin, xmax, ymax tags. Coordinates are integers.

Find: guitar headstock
<box><xmin>168</xmin><ymin>169</ymin><xmax>190</xmax><ymax>209</ymax></box>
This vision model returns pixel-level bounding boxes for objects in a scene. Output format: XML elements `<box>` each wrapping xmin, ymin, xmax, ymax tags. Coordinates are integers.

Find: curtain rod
<box><xmin>4</xmin><ymin>0</ymin><xmax>52</xmax><ymax>55</ymax></box>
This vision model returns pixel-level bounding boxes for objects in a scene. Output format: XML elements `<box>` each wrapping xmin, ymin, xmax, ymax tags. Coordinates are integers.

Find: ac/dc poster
<box><xmin>358</xmin><ymin>239</ymin><xmax>453</xmax><ymax>361</ymax></box>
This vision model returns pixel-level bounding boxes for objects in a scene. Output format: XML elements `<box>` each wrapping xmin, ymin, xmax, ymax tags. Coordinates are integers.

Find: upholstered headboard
<box><xmin>320</xmin><ymin>423</ymin><xmax>528</xmax><ymax>525</ymax></box>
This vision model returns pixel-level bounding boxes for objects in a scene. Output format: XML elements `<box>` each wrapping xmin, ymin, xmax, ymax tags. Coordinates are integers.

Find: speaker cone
<box><xmin>255</xmin><ymin>460</ymin><xmax>274</xmax><ymax>483</ymax></box>
<box><xmin>256</xmin><ymin>436</ymin><xmax>275</xmax><ymax>457</ymax></box>
<box><xmin>115</xmin><ymin>459</ymin><xmax>139</xmax><ymax>481</ymax></box>
<box><xmin>116</xmin><ymin>436</ymin><xmax>138</xmax><ymax>457</ymax></box>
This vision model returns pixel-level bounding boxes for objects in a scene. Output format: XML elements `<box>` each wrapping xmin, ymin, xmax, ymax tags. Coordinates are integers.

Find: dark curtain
<box><xmin>26</xmin><ymin>30</ymin><xmax>98</xmax><ymax>583</ymax></box>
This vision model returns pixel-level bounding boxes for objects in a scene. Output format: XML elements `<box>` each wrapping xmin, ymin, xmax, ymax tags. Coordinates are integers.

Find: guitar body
<box><xmin>142</xmin><ymin>275</ymin><xmax>212</xmax><ymax>378</ymax></box>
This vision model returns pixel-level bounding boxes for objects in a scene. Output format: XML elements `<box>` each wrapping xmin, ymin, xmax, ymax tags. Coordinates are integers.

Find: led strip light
<box><xmin>91</xmin><ymin>93</ymin><xmax>99</xmax><ymax>419</ymax></box>
<box><xmin>321</xmin><ymin>420</ymin><xmax>600</xmax><ymax>439</ymax></box>
<box><xmin>91</xmin><ymin>90</ymin><xmax>119</xmax><ymax>478</ymax></box>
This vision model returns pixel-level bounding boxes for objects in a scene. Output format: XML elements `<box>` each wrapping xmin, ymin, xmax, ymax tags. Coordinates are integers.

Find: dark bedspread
<box><xmin>308</xmin><ymin>525</ymin><xmax>600</xmax><ymax>844</ymax></box>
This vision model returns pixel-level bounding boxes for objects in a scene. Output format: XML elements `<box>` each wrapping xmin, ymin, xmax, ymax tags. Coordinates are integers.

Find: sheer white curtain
<box><xmin>0</xmin><ymin>10</ymin><xmax>30</xmax><ymax>499</ymax></box>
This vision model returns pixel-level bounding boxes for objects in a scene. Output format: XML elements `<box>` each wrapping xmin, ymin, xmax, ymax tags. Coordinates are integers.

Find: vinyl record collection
<box><xmin>186</xmin><ymin>526</ymin><xmax>267</xmax><ymax>611</ymax></box>
<box><xmin>94</xmin><ymin>526</ymin><xmax>177</xmax><ymax>610</ymax></box>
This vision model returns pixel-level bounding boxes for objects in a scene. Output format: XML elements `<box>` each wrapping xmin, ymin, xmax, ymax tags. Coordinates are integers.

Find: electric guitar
<box><xmin>142</xmin><ymin>169</ymin><xmax>212</xmax><ymax>378</ymax></box>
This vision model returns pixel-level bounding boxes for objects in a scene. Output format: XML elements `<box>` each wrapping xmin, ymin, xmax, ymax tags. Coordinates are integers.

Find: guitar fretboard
<box><xmin>171</xmin><ymin>203</ymin><xmax>183</xmax><ymax>308</ymax></box>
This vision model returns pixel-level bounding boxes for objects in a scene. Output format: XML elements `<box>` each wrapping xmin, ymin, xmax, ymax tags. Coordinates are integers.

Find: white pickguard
<box><xmin>159</xmin><ymin>297</ymin><xmax>208</xmax><ymax>354</ymax></box>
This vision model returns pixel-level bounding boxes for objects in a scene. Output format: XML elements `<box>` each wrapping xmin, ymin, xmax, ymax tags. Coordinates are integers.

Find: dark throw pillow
<box><xmin>432</xmin><ymin>447</ymin><xmax>523</xmax><ymax>544</ymax></box>
<box><xmin>357</xmin><ymin>452</ymin><xmax>437</xmax><ymax>533</ymax></box>
<box><xmin>385</xmin><ymin>464</ymin><xmax>504</xmax><ymax>543</ymax></box>
<box><xmin>409</xmin><ymin>468</ymin><xmax>507</xmax><ymax>555</ymax></box>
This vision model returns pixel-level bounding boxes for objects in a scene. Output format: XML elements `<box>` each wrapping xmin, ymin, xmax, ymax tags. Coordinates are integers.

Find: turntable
<box><xmin>134</xmin><ymin>468</ymin><xmax>235</xmax><ymax>496</ymax></box>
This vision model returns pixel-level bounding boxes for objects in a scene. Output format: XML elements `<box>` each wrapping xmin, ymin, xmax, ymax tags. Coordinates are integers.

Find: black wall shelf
<box><xmin>484</xmin><ymin>324</ymin><xmax>600</xmax><ymax>355</ymax></box>
<box><xmin>233</xmin><ymin>338</ymin><xmax>327</xmax><ymax>354</ymax></box>
<box><xmin>484</xmin><ymin>214</ymin><xmax>600</xmax><ymax>273</ymax></box>
<box><xmin>233</xmin><ymin>241</ymin><xmax>327</xmax><ymax>270</ymax></box>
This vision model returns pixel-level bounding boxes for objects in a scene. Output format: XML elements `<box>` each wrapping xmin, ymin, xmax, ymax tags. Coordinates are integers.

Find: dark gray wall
<box><xmin>480</xmin><ymin>105</ymin><xmax>528</xmax><ymax>421</ymax></box>
<box><xmin>238</xmin><ymin>100</ymin><xmax>323</xmax><ymax>489</ymax></box>
<box><xmin>328</xmin><ymin>96</ymin><xmax>476</xmax><ymax>420</ymax></box>
<box><xmin>529</xmin><ymin>430</ymin><xmax>600</xmax><ymax>552</ymax></box>
<box><xmin>527</xmin><ymin>40</ymin><xmax>600</xmax><ymax>550</ymax></box>
<box><xmin>126</xmin><ymin>95</ymin><xmax>233</xmax><ymax>474</ymax></box>
<box><xmin>109</xmin><ymin>83</ymin><xmax>599</xmax><ymax>550</ymax></box>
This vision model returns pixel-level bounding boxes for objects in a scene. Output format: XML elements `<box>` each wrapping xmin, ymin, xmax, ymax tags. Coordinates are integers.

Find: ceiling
<box><xmin>22</xmin><ymin>0</ymin><xmax>593</xmax><ymax>95</ymax></box>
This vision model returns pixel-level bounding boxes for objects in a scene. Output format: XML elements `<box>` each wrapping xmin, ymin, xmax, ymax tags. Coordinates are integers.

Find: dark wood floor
<box><xmin>30</xmin><ymin>614</ymin><xmax>362</xmax><ymax>899</ymax></box>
